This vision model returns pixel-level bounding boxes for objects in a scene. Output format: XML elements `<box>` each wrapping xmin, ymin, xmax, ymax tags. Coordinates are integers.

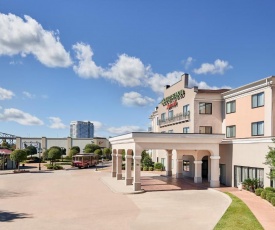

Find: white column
<box><xmin>116</xmin><ymin>154</ymin><xmax>122</xmax><ymax>180</ymax></box>
<box><xmin>111</xmin><ymin>152</ymin><xmax>117</xmax><ymax>178</ymax></box>
<box><xmin>194</xmin><ymin>161</ymin><xmax>203</xmax><ymax>183</ymax></box>
<box><xmin>176</xmin><ymin>159</ymin><xmax>183</xmax><ymax>178</ymax></box>
<box><xmin>210</xmin><ymin>156</ymin><xmax>220</xmax><ymax>188</ymax></box>
<box><xmin>125</xmin><ymin>155</ymin><xmax>132</xmax><ymax>185</ymax></box>
<box><xmin>166</xmin><ymin>150</ymin><xmax>172</xmax><ymax>176</ymax></box>
<box><xmin>133</xmin><ymin>155</ymin><xmax>142</xmax><ymax>191</ymax></box>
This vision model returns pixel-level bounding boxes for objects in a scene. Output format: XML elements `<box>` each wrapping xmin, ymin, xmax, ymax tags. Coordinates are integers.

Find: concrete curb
<box><xmin>100</xmin><ymin>176</ymin><xmax>145</xmax><ymax>195</ymax></box>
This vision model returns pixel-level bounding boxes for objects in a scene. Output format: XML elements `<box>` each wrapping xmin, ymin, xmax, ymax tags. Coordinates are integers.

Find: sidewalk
<box><xmin>216</xmin><ymin>187</ymin><xmax>275</xmax><ymax>230</ymax></box>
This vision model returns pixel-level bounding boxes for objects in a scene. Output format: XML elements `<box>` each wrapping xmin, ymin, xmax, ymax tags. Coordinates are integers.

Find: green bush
<box><xmin>266</xmin><ymin>192</ymin><xmax>275</xmax><ymax>202</ymax></box>
<box><xmin>261</xmin><ymin>190</ymin><xmax>267</xmax><ymax>199</ymax></box>
<box><xmin>143</xmin><ymin>166</ymin><xmax>148</xmax><ymax>171</ymax></box>
<box><xmin>149</xmin><ymin>166</ymin><xmax>154</xmax><ymax>171</ymax></box>
<box><xmin>122</xmin><ymin>163</ymin><xmax>125</xmax><ymax>170</ymax></box>
<box><xmin>142</xmin><ymin>155</ymin><xmax>154</xmax><ymax>168</ymax></box>
<box><xmin>140</xmin><ymin>166</ymin><xmax>143</xmax><ymax>171</ymax></box>
<box><xmin>255</xmin><ymin>188</ymin><xmax>264</xmax><ymax>196</ymax></box>
<box><xmin>265</xmin><ymin>187</ymin><xmax>275</xmax><ymax>192</ymax></box>
<box><xmin>271</xmin><ymin>197</ymin><xmax>275</xmax><ymax>206</ymax></box>
<box><xmin>53</xmin><ymin>165</ymin><xmax>63</xmax><ymax>170</ymax></box>
<box><xmin>45</xmin><ymin>164</ymin><xmax>63</xmax><ymax>170</ymax></box>
<box><xmin>154</xmin><ymin>162</ymin><xmax>164</xmax><ymax>171</ymax></box>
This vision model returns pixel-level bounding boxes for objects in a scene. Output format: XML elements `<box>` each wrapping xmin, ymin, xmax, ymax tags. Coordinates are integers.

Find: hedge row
<box><xmin>255</xmin><ymin>187</ymin><xmax>275</xmax><ymax>206</ymax></box>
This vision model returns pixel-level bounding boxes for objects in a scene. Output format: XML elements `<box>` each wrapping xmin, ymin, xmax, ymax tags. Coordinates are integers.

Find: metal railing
<box><xmin>159</xmin><ymin>111</ymin><xmax>190</xmax><ymax>127</ymax></box>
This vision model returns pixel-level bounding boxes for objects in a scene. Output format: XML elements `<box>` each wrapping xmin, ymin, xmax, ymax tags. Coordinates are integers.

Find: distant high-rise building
<box><xmin>70</xmin><ymin>121</ymin><xmax>94</xmax><ymax>138</ymax></box>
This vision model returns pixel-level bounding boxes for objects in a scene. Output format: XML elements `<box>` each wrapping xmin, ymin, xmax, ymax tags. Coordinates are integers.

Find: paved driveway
<box><xmin>0</xmin><ymin>168</ymin><xmax>231</xmax><ymax>230</ymax></box>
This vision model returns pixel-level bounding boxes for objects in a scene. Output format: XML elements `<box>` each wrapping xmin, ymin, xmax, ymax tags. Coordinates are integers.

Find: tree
<box><xmin>264</xmin><ymin>139</ymin><xmax>275</xmax><ymax>181</ymax></box>
<box><xmin>48</xmin><ymin>146</ymin><xmax>62</xmax><ymax>165</ymax></box>
<box><xmin>103</xmin><ymin>148</ymin><xmax>111</xmax><ymax>159</ymax></box>
<box><xmin>69</xmin><ymin>146</ymin><xmax>80</xmax><ymax>157</ymax></box>
<box><xmin>141</xmin><ymin>150</ymin><xmax>149</xmax><ymax>162</ymax></box>
<box><xmin>142</xmin><ymin>155</ymin><xmax>154</xmax><ymax>168</ymax></box>
<box><xmin>84</xmin><ymin>144</ymin><xmax>100</xmax><ymax>153</ymax></box>
<box><xmin>1</xmin><ymin>140</ymin><xmax>11</xmax><ymax>150</ymax></box>
<box><xmin>94</xmin><ymin>149</ymin><xmax>103</xmax><ymax>157</ymax></box>
<box><xmin>10</xmin><ymin>149</ymin><xmax>27</xmax><ymax>171</ymax></box>
<box><xmin>26</xmin><ymin>145</ymin><xmax>37</xmax><ymax>158</ymax></box>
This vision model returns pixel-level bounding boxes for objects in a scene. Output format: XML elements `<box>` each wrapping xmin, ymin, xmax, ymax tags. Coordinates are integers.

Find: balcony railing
<box><xmin>159</xmin><ymin>111</ymin><xmax>190</xmax><ymax>127</ymax></box>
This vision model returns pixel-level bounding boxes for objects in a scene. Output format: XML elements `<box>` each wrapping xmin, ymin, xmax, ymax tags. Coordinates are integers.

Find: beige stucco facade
<box><xmin>110</xmin><ymin>74</ymin><xmax>275</xmax><ymax>190</ymax></box>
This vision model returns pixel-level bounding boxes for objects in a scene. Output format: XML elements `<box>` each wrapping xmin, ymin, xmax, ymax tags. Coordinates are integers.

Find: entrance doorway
<box><xmin>220</xmin><ymin>164</ymin><xmax>226</xmax><ymax>185</ymax></box>
<box><xmin>202</xmin><ymin>158</ymin><xmax>208</xmax><ymax>179</ymax></box>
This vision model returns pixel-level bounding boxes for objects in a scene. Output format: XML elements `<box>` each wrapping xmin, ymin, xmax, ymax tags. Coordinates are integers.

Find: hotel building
<box><xmin>149</xmin><ymin>74</ymin><xmax>275</xmax><ymax>188</ymax></box>
<box><xmin>109</xmin><ymin>74</ymin><xmax>275</xmax><ymax>191</ymax></box>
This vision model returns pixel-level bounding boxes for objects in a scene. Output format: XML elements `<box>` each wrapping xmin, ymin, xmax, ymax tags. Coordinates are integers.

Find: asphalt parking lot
<box><xmin>0</xmin><ymin>167</ymin><xmax>231</xmax><ymax>230</ymax></box>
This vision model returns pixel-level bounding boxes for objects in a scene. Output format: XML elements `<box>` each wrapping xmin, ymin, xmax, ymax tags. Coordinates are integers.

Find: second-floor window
<box><xmin>199</xmin><ymin>126</ymin><xmax>212</xmax><ymax>134</ymax></box>
<box><xmin>161</xmin><ymin>113</ymin><xmax>166</xmax><ymax>121</ymax></box>
<box><xmin>252</xmin><ymin>92</ymin><xmax>264</xmax><ymax>108</ymax></box>
<box><xmin>168</xmin><ymin>110</ymin><xmax>173</xmax><ymax>119</ymax></box>
<box><xmin>252</xmin><ymin>121</ymin><xmax>264</xmax><ymax>136</ymax></box>
<box><xmin>226</xmin><ymin>101</ymin><xmax>236</xmax><ymax>114</ymax></box>
<box><xmin>183</xmin><ymin>104</ymin><xmax>190</xmax><ymax>115</ymax></box>
<box><xmin>199</xmin><ymin>102</ymin><xmax>212</xmax><ymax>114</ymax></box>
<box><xmin>226</xmin><ymin>125</ymin><xmax>236</xmax><ymax>138</ymax></box>
<box><xmin>183</xmin><ymin>127</ymin><xmax>189</xmax><ymax>133</ymax></box>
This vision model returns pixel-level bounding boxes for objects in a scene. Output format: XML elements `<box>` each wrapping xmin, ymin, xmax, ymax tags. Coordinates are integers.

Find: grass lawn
<box><xmin>214</xmin><ymin>192</ymin><xmax>264</xmax><ymax>230</ymax></box>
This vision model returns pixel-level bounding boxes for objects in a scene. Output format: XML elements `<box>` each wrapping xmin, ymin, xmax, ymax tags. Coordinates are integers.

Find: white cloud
<box><xmin>0</xmin><ymin>87</ymin><xmax>15</xmax><ymax>100</ymax></box>
<box><xmin>73</xmin><ymin>43</ymin><xmax>231</xmax><ymax>94</ymax></box>
<box><xmin>122</xmin><ymin>91</ymin><xmax>155</xmax><ymax>107</ymax></box>
<box><xmin>73</xmin><ymin>43</ymin><xmax>150</xmax><ymax>87</ymax></box>
<box><xmin>147</xmin><ymin>71</ymin><xmax>184</xmax><ymax>94</ymax></box>
<box><xmin>0</xmin><ymin>108</ymin><xmax>44</xmax><ymax>125</ymax></box>
<box><xmin>48</xmin><ymin>117</ymin><xmax>66</xmax><ymax>129</ymax></box>
<box><xmin>72</xmin><ymin>43</ymin><xmax>103</xmax><ymax>78</ymax></box>
<box><xmin>90</xmin><ymin>121</ymin><xmax>103</xmax><ymax>130</ymax></box>
<box><xmin>188</xmin><ymin>74</ymin><xmax>231</xmax><ymax>89</ymax></box>
<box><xmin>107</xmin><ymin>125</ymin><xmax>145</xmax><ymax>135</ymax></box>
<box><xmin>23</xmin><ymin>91</ymin><xmax>35</xmax><ymax>99</ymax></box>
<box><xmin>103</xmin><ymin>54</ymin><xmax>150</xmax><ymax>87</ymax></box>
<box><xmin>0</xmin><ymin>13</ymin><xmax>72</xmax><ymax>67</ymax></box>
<box><xmin>182</xmin><ymin>57</ymin><xmax>194</xmax><ymax>69</ymax></box>
<box><xmin>193</xmin><ymin>59</ymin><xmax>232</xmax><ymax>75</ymax></box>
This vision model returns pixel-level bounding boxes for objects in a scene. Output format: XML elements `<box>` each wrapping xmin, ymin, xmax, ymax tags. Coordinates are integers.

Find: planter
<box><xmin>13</xmin><ymin>170</ymin><xmax>30</xmax><ymax>173</ymax></box>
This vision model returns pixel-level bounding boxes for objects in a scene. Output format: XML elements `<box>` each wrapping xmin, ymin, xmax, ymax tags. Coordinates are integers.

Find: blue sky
<box><xmin>0</xmin><ymin>1</ymin><xmax>274</xmax><ymax>138</ymax></box>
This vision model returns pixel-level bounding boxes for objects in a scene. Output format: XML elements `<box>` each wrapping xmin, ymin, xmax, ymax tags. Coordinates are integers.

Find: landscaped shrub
<box><xmin>149</xmin><ymin>166</ymin><xmax>154</xmax><ymax>171</ymax></box>
<box><xmin>45</xmin><ymin>164</ymin><xmax>63</xmax><ymax>170</ymax></box>
<box><xmin>271</xmin><ymin>197</ymin><xmax>275</xmax><ymax>206</ymax></box>
<box><xmin>143</xmin><ymin>166</ymin><xmax>148</xmax><ymax>171</ymax></box>
<box><xmin>261</xmin><ymin>190</ymin><xmax>267</xmax><ymax>199</ymax></box>
<box><xmin>53</xmin><ymin>165</ymin><xmax>63</xmax><ymax>170</ymax></box>
<box><xmin>255</xmin><ymin>188</ymin><xmax>264</xmax><ymax>196</ymax></box>
<box><xmin>265</xmin><ymin>187</ymin><xmax>275</xmax><ymax>192</ymax></box>
<box><xmin>266</xmin><ymin>192</ymin><xmax>275</xmax><ymax>202</ymax></box>
<box><xmin>122</xmin><ymin>163</ymin><xmax>125</xmax><ymax>170</ymax></box>
<box><xmin>154</xmin><ymin>162</ymin><xmax>164</xmax><ymax>171</ymax></box>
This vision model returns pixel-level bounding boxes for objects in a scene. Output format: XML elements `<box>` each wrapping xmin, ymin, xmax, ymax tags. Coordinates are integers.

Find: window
<box><xmin>183</xmin><ymin>127</ymin><xmax>189</xmax><ymax>133</ymax></box>
<box><xmin>199</xmin><ymin>103</ymin><xmax>212</xmax><ymax>114</ymax></box>
<box><xmin>183</xmin><ymin>161</ymin><xmax>190</xmax><ymax>171</ymax></box>
<box><xmin>252</xmin><ymin>92</ymin><xmax>264</xmax><ymax>108</ymax></box>
<box><xmin>226</xmin><ymin>101</ymin><xmax>236</xmax><ymax>114</ymax></box>
<box><xmin>234</xmin><ymin>165</ymin><xmax>264</xmax><ymax>187</ymax></box>
<box><xmin>199</xmin><ymin>126</ymin><xmax>212</xmax><ymax>134</ymax></box>
<box><xmin>156</xmin><ymin>117</ymin><xmax>159</xmax><ymax>125</ymax></box>
<box><xmin>161</xmin><ymin>113</ymin><xmax>166</xmax><ymax>121</ymax></box>
<box><xmin>168</xmin><ymin>130</ymin><xmax>173</xmax><ymax>133</ymax></box>
<box><xmin>183</xmin><ymin>104</ymin><xmax>190</xmax><ymax>115</ymax></box>
<box><xmin>226</xmin><ymin>125</ymin><xmax>236</xmax><ymax>138</ymax></box>
<box><xmin>251</xmin><ymin>121</ymin><xmax>264</xmax><ymax>136</ymax></box>
<box><xmin>161</xmin><ymin>158</ymin><xmax>165</xmax><ymax>170</ymax></box>
<box><xmin>168</xmin><ymin>110</ymin><xmax>173</xmax><ymax>119</ymax></box>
